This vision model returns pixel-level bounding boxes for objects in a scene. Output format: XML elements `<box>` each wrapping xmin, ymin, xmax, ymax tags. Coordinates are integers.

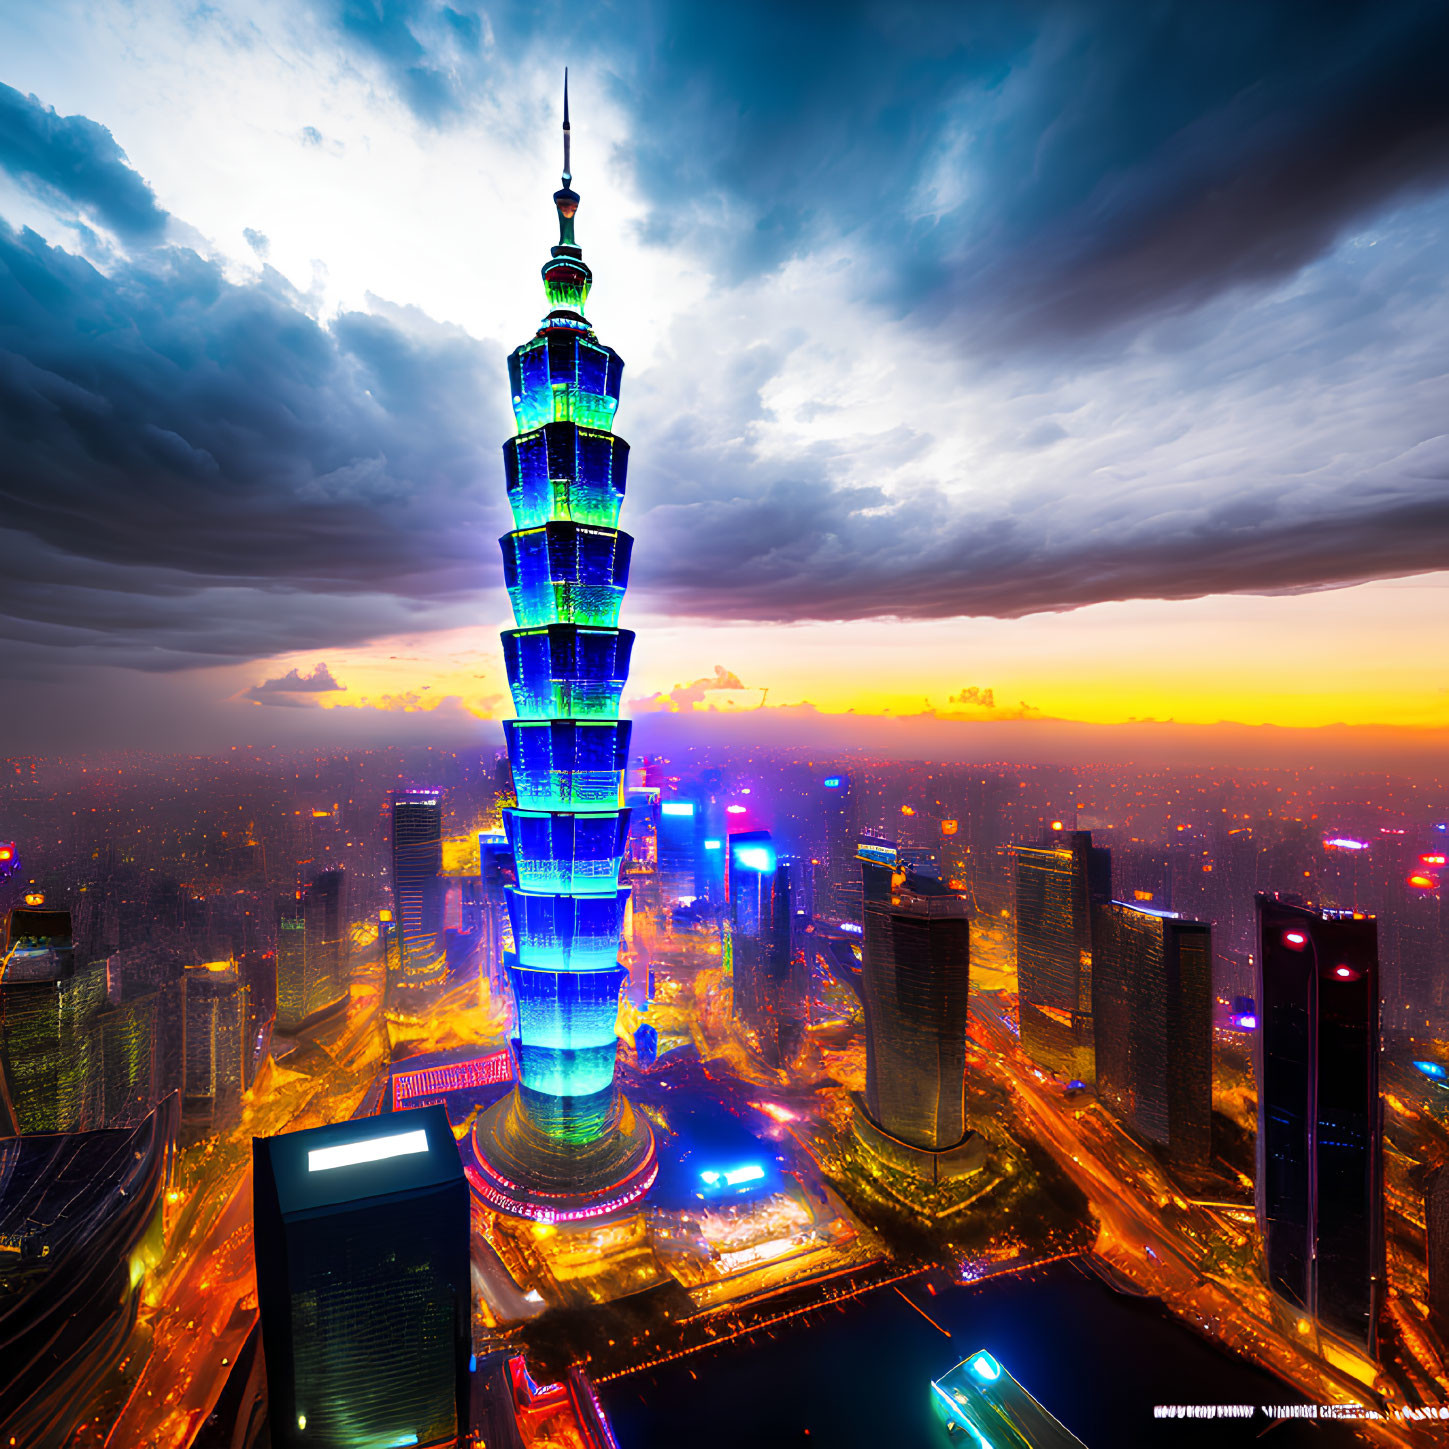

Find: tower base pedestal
<box><xmin>469</xmin><ymin>1088</ymin><xmax>656</xmax><ymax>1223</ymax></box>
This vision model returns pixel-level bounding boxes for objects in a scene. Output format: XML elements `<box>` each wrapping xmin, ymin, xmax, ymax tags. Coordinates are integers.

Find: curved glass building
<box><xmin>472</xmin><ymin>79</ymin><xmax>656</xmax><ymax>1221</ymax></box>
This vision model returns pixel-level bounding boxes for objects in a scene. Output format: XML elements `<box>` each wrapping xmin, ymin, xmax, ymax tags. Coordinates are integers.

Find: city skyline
<box><xmin>1</xmin><ymin>4</ymin><xmax>1447</xmax><ymax>753</ymax></box>
<box><xmin>4</xmin><ymin>7</ymin><xmax>1449</xmax><ymax>1446</ymax></box>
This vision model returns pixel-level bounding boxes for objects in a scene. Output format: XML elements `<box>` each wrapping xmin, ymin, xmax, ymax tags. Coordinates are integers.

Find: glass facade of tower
<box><xmin>472</xmin><ymin>91</ymin><xmax>656</xmax><ymax>1217</ymax></box>
<box><xmin>1014</xmin><ymin>830</ymin><xmax>1110</xmax><ymax>1085</ymax></box>
<box><xmin>728</xmin><ymin>831</ymin><xmax>800</xmax><ymax>1067</ymax></box>
<box><xmin>253</xmin><ymin>1105</ymin><xmax>470</xmax><ymax>1449</ymax></box>
<box><xmin>391</xmin><ymin>792</ymin><xmax>445</xmax><ymax>992</ymax></box>
<box><xmin>860</xmin><ymin>873</ymin><xmax>972</xmax><ymax>1151</ymax></box>
<box><xmin>1091</xmin><ymin>901</ymin><xmax>1212</xmax><ymax>1167</ymax></box>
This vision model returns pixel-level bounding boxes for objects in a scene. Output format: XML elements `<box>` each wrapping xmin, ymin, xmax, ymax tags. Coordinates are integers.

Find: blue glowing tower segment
<box><xmin>503</xmin><ymin>625</ymin><xmax>634</xmax><ymax>720</ymax></box>
<box><xmin>505</xmin><ymin>424</ymin><xmax>628</xmax><ymax>529</ymax></box>
<box><xmin>504</xmin><ymin>719</ymin><xmax>631</xmax><ymax>810</ymax></box>
<box><xmin>501</xmin><ymin>523</ymin><xmax>632</xmax><ymax>629</ymax></box>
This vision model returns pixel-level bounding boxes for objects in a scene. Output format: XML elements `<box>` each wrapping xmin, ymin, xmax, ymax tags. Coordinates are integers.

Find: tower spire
<box><xmin>552</xmin><ymin>69</ymin><xmax>581</xmax><ymax>258</ymax></box>
<box><xmin>562</xmin><ymin>67</ymin><xmax>571</xmax><ymax>186</ymax></box>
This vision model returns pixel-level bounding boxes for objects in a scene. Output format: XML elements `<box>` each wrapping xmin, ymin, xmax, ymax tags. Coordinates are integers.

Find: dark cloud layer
<box><xmin>0</xmin><ymin>83</ymin><xmax>168</xmax><ymax>242</ymax></box>
<box><xmin>0</xmin><ymin>221</ymin><xmax>510</xmax><ymax>673</ymax></box>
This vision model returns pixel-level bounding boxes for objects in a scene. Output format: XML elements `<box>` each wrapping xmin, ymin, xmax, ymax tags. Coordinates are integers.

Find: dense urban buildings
<box><xmin>472</xmin><ymin>88</ymin><xmax>656</xmax><ymax>1219</ymax></box>
<box><xmin>1091</xmin><ymin>901</ymin><xmax>1213</xmax><ymax>1167</ymax></box>
<box><xmin>1255</xmin><ymin>895</ymin><xmax>1384</xmax><ymax>1353</ymax></box>
<box><xmin>252</xmin><ymin>1105</ymin><xmax>470</xmax><ymax>1449</ymax></box>
<box><xmin>1013</xmin><ymin>829</ymin><xmax>1111</xmax><ymax>1086</ymax></box>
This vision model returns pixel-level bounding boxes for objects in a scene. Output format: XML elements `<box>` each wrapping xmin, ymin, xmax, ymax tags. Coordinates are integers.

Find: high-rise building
<box><xmin>181</xmin><ymin>961</ymin><xmax>248</xmax><ymax>1137</ymax></box>
<box><xmin>1014</xmin><ymin>829</ymin><xmax>1110</xmax><ymax>1085</ymax></box>
<box><xmin>728</xmin><ymin>831</ymin><xmax>801</xmax><ymax>1067</ymax></box>
<box><xmin>1255</xmin><ymin>895</ymin><xmax>1383</xmax><ymax>1353</ymax></box>
<box><xmin>657</xmin><ymin>798</ymin><xmax>701</xmax><ymax>904</ymax></box>
<box><xmin>853</xmin><ymin>863</ymin><xmax>982</xmax><ymax>1184</ymax></box>
<box><xmin>275</xmin><ymin>871</ymin><xmax>349</xmax><ymax>1034</ymax></box>
<box><xmin>1092</xmin><ymin>901</ymin><xmax>1212</xmax><ymax>1167</ymax></box>
<box><xmin>0</xmin><ymin>908</ymin><xmax>102</xmax><ymax>1134</ymax></box>
<box><xmin>1426</xmin><ymin>1164</ymin><xmax>1449</xmax><ymax>1339</ymax></box>
<box><xmin>817</xmin><ymin>773</ymin><xmax>858</xmax><ymax>927</ymax></box>
<box><xmin>253</xmin><ymin>1105</ymin><xmax>470</xmax><ymax>1449</ymax></box>
<box><xmin>391</xmin><ymin>791</ymin><xmax>446</xmax><ymax>998</ymax></box>
<box><xmin>473</xmin><ymin>82</ymin><xmax>656</xmax><ymax>1220</ymax></box>
<box><xmin>478</xmin><ymin>831</ymin><xmax>515</xmax><ymax>997</ymax></box>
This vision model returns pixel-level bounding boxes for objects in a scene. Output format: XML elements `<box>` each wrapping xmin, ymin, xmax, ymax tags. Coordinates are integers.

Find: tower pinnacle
<box><xmin>553</xmin><ymin>69</ymin><xmax>581</xmax><ymax>257</ymax></box>
<box><xmin>562</xmin><ymin>67</ymin><xmax>571</xmax><ymax>185</ymax></box>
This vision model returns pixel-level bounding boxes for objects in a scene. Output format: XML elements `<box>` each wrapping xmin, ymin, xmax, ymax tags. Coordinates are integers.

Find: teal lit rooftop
<box><xmin>931</xmin><ymin>1351</ymin><xmax>1089</xmax><ymax>1448</ymax></box>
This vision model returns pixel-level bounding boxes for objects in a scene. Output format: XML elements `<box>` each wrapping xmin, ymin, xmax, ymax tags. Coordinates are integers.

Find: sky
<box><xmin>0</xmin><ymin>0</ymin><xmax>1447</xmax><ymax>760</ymax></box>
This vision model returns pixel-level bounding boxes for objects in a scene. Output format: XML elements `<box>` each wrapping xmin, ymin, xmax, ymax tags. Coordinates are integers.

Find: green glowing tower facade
<box><xmin>472</xmin><ymin>77</ymin><xmax>656</xmax><ymax>1220</ymax></box>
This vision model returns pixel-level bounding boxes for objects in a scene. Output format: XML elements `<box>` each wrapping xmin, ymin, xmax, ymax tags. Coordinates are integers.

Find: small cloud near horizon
<box><xmin>243</xmin><ymin>662</ymin><xmax>345</xmax><ymax>706</ymax></box>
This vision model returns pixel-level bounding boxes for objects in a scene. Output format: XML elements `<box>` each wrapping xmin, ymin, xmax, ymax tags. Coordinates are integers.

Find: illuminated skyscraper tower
<box><xmin>473</xmin><ymin>78</ymin><xmax>656</xmax><ymax>1218</ymax></box>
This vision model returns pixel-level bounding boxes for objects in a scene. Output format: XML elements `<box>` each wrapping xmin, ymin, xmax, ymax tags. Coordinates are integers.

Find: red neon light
<box><xmin>1332</xmin><ymin>966</ymin><xmax>1357</xmax><ymax>980</ymax></box>
<box><xmin>1283</xmin><ymin>931</ymin><xmax>1308</xmax><ymax>949</ymax></box>
<box><xmin>392</xmin><ymin>1049</ymin><xmax>513</xmax><ymax>1109</ymax></box>
<box><xmin>1409</xmin><ymin>874</ymin><xmax>1439</xmax><ymax>890</ymax></box>
<box><xmin>1421</xmin><ymin>854</ymin><xmax>1447</xmax><ymax>867</ymax></box>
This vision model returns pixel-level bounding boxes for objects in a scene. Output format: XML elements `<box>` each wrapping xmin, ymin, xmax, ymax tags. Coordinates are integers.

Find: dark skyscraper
<box><xmin>1256</xmin><ymin>895</ymin><xmax>1384</xmax><ymax>1353</ymax></box>
<box><xmin>853</xmin><ymin>862</ymin><xmax>982</xmax><ymax>1184</ymax></box>
<box><xmin>728</xmin><ymin>831</ymin><xmax>801</xmax><ymax>1067</ymax></box>
<box><xmin>1092</xmin><ymin>901</ymin><xmax>1212</xmax><ymax>1167</ymax></box>
<box><xmin>253</xmin><ymin>1105</ymin><xmax>470</xmax><ymax>1449</ymax></box>
<box><xmin>181</xmin><ymin>961</ymin><xmax>248</xmax><ymax>1138</ymax></box>
<box><xmin>1014</xmin><ymin>829</ymin><xmax>1110</xmax><ymax>1084</ymax></box>
<box><xmin>1426</xmin><ymin>1164</ymin><xmax>1449</xmax><ymax>1339</ymax></box>
<box><xmin>391</xmin><ymin>790</ymin><xmax>446</xmax><ymax>998</ymax></box>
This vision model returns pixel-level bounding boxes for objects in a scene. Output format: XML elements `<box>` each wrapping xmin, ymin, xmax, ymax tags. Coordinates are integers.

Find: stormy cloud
<box><xmin>1</xmin><ymin>0</ymin><xmax>1448</xmax><ymax>697</ymax></box>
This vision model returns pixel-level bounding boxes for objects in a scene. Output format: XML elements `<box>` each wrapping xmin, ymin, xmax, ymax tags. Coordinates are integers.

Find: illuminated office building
<box><xmin>817</xmin><ymin>773</ymin><xmax>858</xmax><ymax>926</ymax></box>
<box><xmin>473</xmin><ymin>81</ymin><xmax>656</xmax><ymax>1219</ymax></box>
<box><xmin>1092</xmin><ymin>901</ymin><xmax>1212</xmax><ymax>1167</ymax></box>
<box><xmin>0</xmin><ymin>908</ymin><xmax>102</xmax><ymax>1134</ymax></box>
<box><xmin>478</xmin><ymin>831</ymin><xmax>515</xmax><ymax>996</ymax></box>
<box><xmin>658</xmin><ymin>798</ymin><xmax>701</xmax><ymax>904</ymax></box>
<box><xmin>853</xmin><ymin>864</ymin><xmax>982</xmax><ymax>1184</ymax></box>
<box><xmin>275</xmin><ymin>871</ymin><xmax>349</xmax><ymax>1034</ymax></box>
<box><xmin>1014</xmin><ymin>829</ymin><xmax>1110</xmax><ymax>1085</ymax></box>
<box><xmin>391</xmin><ymin>791</ymin><xmax>447</xmax><ymax>997</ymax></box>
<box><xmin>253</xmin><ymin>1105</ymin><xmax>470</xmax><ymax>1449</ymax></box>
<box><xmin>1256</xmin><ymin>895</ymin><xmax>1383</xmax><ymax>1353</ymax></box>
<box><xmin>728</xmin><ymin>831</ymin><xmax>802</xmax><ymax>1068</ymax></box>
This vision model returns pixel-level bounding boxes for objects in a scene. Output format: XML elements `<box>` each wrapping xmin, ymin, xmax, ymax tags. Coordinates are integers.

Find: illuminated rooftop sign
<box><xmin>734</xmin><ymin>846</ymin><xmax>773</xmax><ymax>873</ymax></box>
<box><xmin>823</xmin><ymin>777</ymin><xmax>843</xmax><ymax>787</ymax></box>
<box><xmin>660</xmin><ymin>802</ymin><xmax>695</xmax><ymax>817</ymax></box>
<box><xmin>1324</xmin><ymin>837</ymin><xmax>1370</xmax><ymax>851</ymax></box>
<box><xmin>308</xmin><ymin>1129</ymin><xmax>429</xmax><ymax>1174</ymax></box>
